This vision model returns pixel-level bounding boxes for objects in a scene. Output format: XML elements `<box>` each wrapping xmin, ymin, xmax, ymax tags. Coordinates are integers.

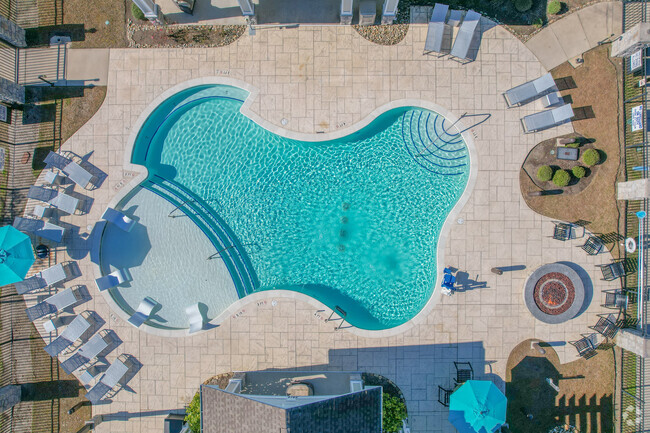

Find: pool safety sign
<box><xmin>632</xmin><ymin>105</ymin><xmax>644</xmax><ymax>131</ymax></box>
<box><xmin>631</xmin><ymin>49</ymin><xmax>643</xmax><ymax>72</ymax></box>
<box><xmin>0</xmin><ymin>105</ymin><xmax>7</xmax><ymax>124</ymax></box>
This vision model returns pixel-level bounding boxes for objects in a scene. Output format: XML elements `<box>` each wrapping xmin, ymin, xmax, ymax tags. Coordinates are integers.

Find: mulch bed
<box><xmin>203</xmin><ymin>372</ymin><xmax>235</xmax><ymax>389</ymax></box>
<box><xmin>128</xmin><ymin>22</ymin><xmax>246</xmax><ymax>48</ymax></box>
<box><xmin>353</xmin><ymin>24</ymin><xmax>409</xmax><ymax>46</ymax></box>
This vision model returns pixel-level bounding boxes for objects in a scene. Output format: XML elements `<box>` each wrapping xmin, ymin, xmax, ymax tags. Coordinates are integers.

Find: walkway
<box><xmin>525</xmin><ymin>1</ymin><xmax>622</xmax><ymax>70</ymax></box>
<box><xmin>22</xmin><ymin>24</ymin><xmax>617</xmax><ymax>432</ymax></box>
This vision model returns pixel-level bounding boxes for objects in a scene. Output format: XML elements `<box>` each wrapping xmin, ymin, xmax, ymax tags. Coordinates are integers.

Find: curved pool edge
<box><xmin>95</xmin><ymin>76</ymin><xmax>478</xmax><ymax>338</ymax></box>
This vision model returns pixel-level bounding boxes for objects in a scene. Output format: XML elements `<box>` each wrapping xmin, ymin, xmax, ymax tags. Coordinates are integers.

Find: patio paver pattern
<box><xmin>24</xmin><ymin>24</ymin><xmax>617</xmax><ymax>432</ymax></box>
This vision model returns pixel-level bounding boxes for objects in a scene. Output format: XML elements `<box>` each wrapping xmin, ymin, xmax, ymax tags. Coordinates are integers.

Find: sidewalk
<box><xmin>525</xmin><ymin>1</ymin><xmax>622</xmax><ymax>70</ymax></box>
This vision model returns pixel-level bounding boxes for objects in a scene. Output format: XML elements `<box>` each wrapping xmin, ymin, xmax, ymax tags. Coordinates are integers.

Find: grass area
<box><xmin>520</xmin><ymin>45</ymin><xmax>623</xmax><ymax>249</ymax></box>
<box><xmin>506</xmin><ymin>339</ymin><xmax>615</xmax><ymax>432</ymax></box>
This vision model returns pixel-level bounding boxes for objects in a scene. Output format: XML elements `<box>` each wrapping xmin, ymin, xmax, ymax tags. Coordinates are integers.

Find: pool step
<box><xmin>400</xmin><ymin>110</ymin><xmax>468</xmax><ymax>176</ymax></box>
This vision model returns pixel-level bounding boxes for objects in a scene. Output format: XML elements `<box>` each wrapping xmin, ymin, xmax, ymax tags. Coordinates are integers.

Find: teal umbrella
<box><xmin>0</xmin><ymin>226</ymin><xmax>35</xmax><ymax>286</ymax></box>
<box><xmin>449</xmin><ymin>380</ymin><xmax>507</xmax><ymax>433</ymax></box>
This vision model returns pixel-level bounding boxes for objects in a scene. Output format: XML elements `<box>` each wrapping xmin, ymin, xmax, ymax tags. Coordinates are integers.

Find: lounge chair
<box><xmin>449</xmin><ymin>10</ymin><xmax>481</xmax><ymax>61</ymax></box>
<box><xmin>61</xmin><ymin>332</ymin><xmax>111</xmax><ymax>374</ymax></box>
<box><xmin>13</xmin><ymin>217</ymin><xmax>66</xmax><ymax>243</ymax></box>
<box><xmin>28</xmin><ymin>186</ymin><xmax>79</xmax><ymax>215</ymax></box>
<box><xmin>569</xmin><ymin>333</ymin><xmax>599</xmax><ymax>359</ymax></box>
<box><xmin>15</xmin><ymin>262</ymin><xmax>70</xmax><ymax>295</ymax></box>
<box><xmin>101</xmin><ymin>208</ymin><xmax>136</xmax><ymax>232</ymax></box>
<box><xmin>186</xmin><ymin>303</ymin><xmax>204</xmax><ymax>334</ymax></box>
<box><xmin>128</xmin><ymin>297</ymin><xmax>157</xmax><ymax>327</ymax></box>
<box><xmin>424</xmin><ymin>4</ymin><xmax>452</xmax><ymax>55</ymax></box>
<box><xmin>85</xmin><ymin>355</ymin><xmax>131</xmax><ymax>403</ymax></box>
<box><xmin>521</xmin><ymin>104</ymin><xmax>575</xmax><ymax>133</ymax></box>
<box><xmin>590</xmin><ymin>314</ymin><xmax>618</xmax><ymax>338</ymax></box>
<box><xmin>503</xmin><ymin>73</ymin><xmax>557</xmax><ymax>107</ymax></box>
<box><xmin>597</xmin><ymin>261</ymin><xmax>626</xmax><ymax>281</ymax></box>
<box><xmin>95</xmin><ymin>269</ymin><xmax>131</xmax><ymax>291</ymax></box>
<box><xmin>44</xmin><ymin>151</ymin><xmax>95</xmax><ymax>189</ymax></box>
<box><xmin>581</xmin><ymin>235</ymin><xmax>604</xmax><ymax>255</ymax></box>
<box><xmin>44</xmin><ymin>313</ymin><xmax>91</xmax><ymax>357</ymax></box>
<box><xmin>603</xmin><ymin>290</ymin><xmax>628</xmax><ymax>310</ymax></box>
<box><xmin>25</xmin><ymin>286</ymin><xmax>82</xmax><ymax>321</ymax></box>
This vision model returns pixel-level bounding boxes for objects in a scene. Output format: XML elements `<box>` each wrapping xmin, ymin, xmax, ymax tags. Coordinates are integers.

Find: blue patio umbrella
<box><xmin>0</xmin><ymin>226</ymin><xmax>35</xmax><ymax>287</ymax></box>
<box><xmin>449</xmin><ymin>380</ymin><xmax>507</xmax><ymax>433</ymax></box>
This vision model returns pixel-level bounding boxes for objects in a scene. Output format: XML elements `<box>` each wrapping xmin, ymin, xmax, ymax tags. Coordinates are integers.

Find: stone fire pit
<box><xmin>524</xmin><ymin>263</ymin><xmax>586</xmax><ymax>324</ymax></box>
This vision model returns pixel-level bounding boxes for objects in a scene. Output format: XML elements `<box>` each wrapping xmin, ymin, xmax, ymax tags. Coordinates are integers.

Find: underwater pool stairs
<box><xmin>142</xmin><ymin>175</ymin><xmax>258</xmax><ymax>298</ymax></box>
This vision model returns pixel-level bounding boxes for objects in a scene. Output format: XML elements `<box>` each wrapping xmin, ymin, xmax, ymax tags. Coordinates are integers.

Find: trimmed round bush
<box><xmin>547</xmin><ymin>0</ymin><xmax>562</xmax><ymax>15</ymax></box>
<box><xmin>131</xmin><ymin>2</ymin><xmax>146</xmax><ymax>20</ymax></box>
<box><xmin>552</xmin><ymin>169</ymin><xmax>570</xmax><ymax>187</ymax></box>
<box><xmin>537</xmin><ymin>165</ymin><xmax>553</xmax><ymax>182</ymax></box>
<box><xmin>572</xmin><ymin>166</ymin><xmax>586</xmax><ymax>178</ymax></box>
<box><xmin>514</xmin><ymin>0</ymin><xmax>533</xmax><ymax>12</ymax></box>
<box><xmin>383</xmin><ymin>394</ymin><xmax>408</xmax><ymax>433</ymax></box>
<box><xmin>582</xmin><ymin>148</ymin><xmax>601</xmax><ymax>166</ymax></box>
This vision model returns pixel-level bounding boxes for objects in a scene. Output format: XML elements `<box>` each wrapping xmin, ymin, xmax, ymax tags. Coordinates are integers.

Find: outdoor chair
<box><xmin>101</xmin><ymin>207</ymin><xmax>136</xmax><ymax>232</ymax></box>
<box><xmin>28</xmin><ymin>186</ymin><xmax>79</xmax><ymax>215</ymax></box>
<box><xmin>61</xmin><ymin>331</ymin><xmax>111</xmax><ymax>374</ymax></box>
<box><xmin>13</xmin><ymin>216</ymin><xmax>66</xmax><ymax>243</ymax></box>
<box><xmin>602</xmin><ymin>290</ymin><xmax>628</xmax><ymax>310</ymax></box>
<box><xmin>581</xmin><ymin>235</ymin><xmax>604</xmax><ymax>255</ymax></box>
<box><xmin>44</xmin><ymin>313</ymin><xmax>92</xmax><ymax>357</ymax></box>
<box><xmin>438</xmin><ymin>385</ymin><xmax>453</xmax><ymax>407</ymax></box>
<box><xmin>44</xmin><ymin>151</ymin><xmax>96</xmax><ymax>189</ymax></box>
<box><xmin>85</xmin><ymin>355</ymin><xmax>131</xmax><ymax>403</ymax></box>
<box><xmin>521</xmin><ymin>104</ymin><xmax>575</xmax><ymax>134</ymax></box>
<box><xmin>569</xmin><ymin>333</ymin><xmax>599</xmax><ymax>359</ymax></box>
<box><xmin>186</xmin><ymin>303</ymin><xmax>204</xmax><ymax>334</ymax></box>
<box><xmin>423</xmin><ymin>3</ymin><xmax>452</xmax><ymax>55</ymax></box>
<box><xmin>128</xmin><ymin>297</ymin><xmax>157</xmax><ymax>327</ymax></box>
<box><xmin>590</xmin><ymin>314</ymin><xmax>619</xmax><ymax>339</ymax></box>
<box><xmin>552</xmin><ymin>222</ymin><xmax>575</xmax><ymax>241</ymax></box>
<box><xmin>503</xmin><ymin>73</ymin><xmax>557</xmax><ymax>107</ymax></box>
<box><xmin>95</xmin><ymin>269</ymin><xmax>131</xmax><ymax>292</ymax></box>
<box><xmin>15</xmin><ymin>262</ymin><xmax>71</xmax><ymax>295</ymax></box>
<box><xmin>25</xmin><ymin>286</ymin><xmax>82</xmax><ymax>321</ymax></box>
<box><xmin>597</xmin><ymin>261</ymin><xmax>626</xmax><ymax>281</ymax></box>
<box><xmin>449</xmin><ymin>10</ymin><xmax>481</xmax><ymax>61</ymax></box>
<box><xmin>454</xmin><ymin>361</ymin><xmax>474</xmax><ymax>385</ymax></box>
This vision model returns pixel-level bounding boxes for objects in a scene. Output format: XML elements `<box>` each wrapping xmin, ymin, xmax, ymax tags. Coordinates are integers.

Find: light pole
<box><xmin>637</xmin><ymin>210</ymin><xmax>646</xmax><ymax>331</ymax></box>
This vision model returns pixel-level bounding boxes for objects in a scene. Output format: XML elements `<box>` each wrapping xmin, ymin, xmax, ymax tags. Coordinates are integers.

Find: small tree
<box><xmin>185</xmin><ymin>392</ymin><xmax>201</xmax><ymax>433</ymax></box>
<box><xmin>547</xmin><ymin>0</ymin><xmax>562</xmax><ymax>15</ymax></box>
<box><xmin>572</xmin><ymin>166</ymin><xmax>586</xmax><ymax>179</ymax></box>
<box><xmin>552</xmin><ymin>169</ymin><xmax>570</xmax><ymax>187</ymax></box>
<box><xmin>513</xmin><ymin>0</ymin><xmax>533</xmax><ymax>12</ymax></box>
<box><xmin>537</xmin><ymin>165</ymin><xmax>553</xmax><ymax>182</ymax></box>
<box><xmin>582</xmin><ymin>148</ymin><xmax>601</xmax><ymax>166</ymax></box>
<box><xmin>383</xmin><ymin>393</ymin><xmax>408</xmax><ymax>433</ymax></box>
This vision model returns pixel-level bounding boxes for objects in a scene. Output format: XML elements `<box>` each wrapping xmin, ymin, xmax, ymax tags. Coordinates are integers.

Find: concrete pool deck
<box><xmin>22</xmin><ymin>24</ymin><xmax>617</xmax><ymax>432</ymax></box>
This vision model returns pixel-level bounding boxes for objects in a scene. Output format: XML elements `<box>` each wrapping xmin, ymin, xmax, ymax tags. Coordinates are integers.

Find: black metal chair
<box><xmin>590</xmin><ymin>314</ymin><xmax>619</xmax><ymax>338</ymax></box>
<box><xmin>553</xmin><ymin>222</ymin><xmax>573</xmax><ymax>241</ymax></box>
<box><xmin>597</xmin><ymin>261</ymin><xmax>626</xmax><ymax>281</ymax></box>
<box><xmin>580</xmin><ymin>235</ymin><xmax>604</xmax><ymax>255</ymax></box>
<box><xmin>438</xmin><ymin>385</ymin><xmax>452</xmax><ymax>407</ymax></box>
<box><xmin>454</xmin><ymin>361</ymin><xmax>474</xmax><ymax>385</ymax></box>
<box><xmin>602</xmin><ymin>290</ymin><xmax>628</xmax><ymax>310</ymax></box>
<box><xmin>569</xmin><ymin>333</ymin><xmax>599</xmax><ymax>359</ymax></box>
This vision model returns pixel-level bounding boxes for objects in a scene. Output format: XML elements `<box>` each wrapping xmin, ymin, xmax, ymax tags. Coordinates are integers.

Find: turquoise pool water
<box><xmin>125</xmin><ymin>84</ymin><xmax>469</xmax><ymax>330</ymax></box>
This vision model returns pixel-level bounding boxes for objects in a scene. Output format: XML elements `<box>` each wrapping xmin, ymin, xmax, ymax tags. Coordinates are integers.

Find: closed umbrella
<box><xmin>449</xmin><ymin>380</ymin><xmax>507</xmax><ymax>433</ymax></box>
<box><xmin>0</xmin><ymin>226</ymin><xmax>35</xmax><ymax>286</ymax></box>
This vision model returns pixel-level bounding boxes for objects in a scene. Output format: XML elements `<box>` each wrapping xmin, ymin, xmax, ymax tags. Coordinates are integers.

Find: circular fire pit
<box><xmin>524</xmin><ymin>263</ymin><xmax>586</xmax><ymax>324</ymax></box>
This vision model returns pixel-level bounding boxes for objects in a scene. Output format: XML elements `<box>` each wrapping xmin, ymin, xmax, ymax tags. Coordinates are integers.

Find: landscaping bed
<box><xmin>128</xmin><ymin>22</ymin><xmax>246</xmax><ymax>48</ymax></box>
<box><xmin>353</xmin><ymin>24</ymin><xmax>409</xmax><ymax>46</ymax></box>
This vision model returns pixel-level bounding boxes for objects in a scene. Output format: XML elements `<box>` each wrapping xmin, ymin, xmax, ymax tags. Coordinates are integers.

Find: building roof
<box><xmin>201</xmin><ymin>384</ymin><xmax>382</xmax><ymax>433</ymax></box>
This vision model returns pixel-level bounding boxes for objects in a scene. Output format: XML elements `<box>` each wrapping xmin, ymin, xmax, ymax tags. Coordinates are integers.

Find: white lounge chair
<box><xmin>503</xmin><ymin>73</ymin><xmax>557</xmax><ymax>107</ymax></box>
<box><xmin>128</xmin><ymin>297</ymin><xmax>157</xmax><ymax>327</ymax></box>
<box><xmin>521</xmin><ymin>104</ymin><xmax>575</xmax><ymax>133</ymax></box>
<box><xmin>61</xmin><ymin>332</ymin><xmax>111</xmax><ymax>374</ymax></box>
<box><xmin>15</xmin><ymin>262</ymin><xmax>70</xmax><ymax>294</ymax></box>
<box><xmin>44</xmin><ymin>313</ymin><xmax>91</xmax><ymax>357</ymax></box>
<box><xmin>85</xmin><ymin>355</ymin><xmax>131</xmax><ymax>403</ymax></box>
<box><xmin>25</xmin><ymin>286</ymin><xmax>82</xmax><ymax>321</ymax></box>
<box><xmin>424</xmin><ymin>4</ymin><xmax>452</xmax><ymax>55</ymax></box>
<box><xmin>186</xmin><ymin>303</ymin><xmax>204</xmax><ymax>334</ymax></box>
<box><xmin>95</xmin><ymin>269</ymin><xmax>130</xmax><ymax>291</ymax></box>
<box><xmin>13</xmin><ymin>216</ymin><xmax>66</xmax><ymax>243</ymax></box>
<box><xmin>44</xmin><ymin>151</ymin><xmax>96</xmax><ymax>189</ymax></box>
<box><xmin>28</xmin><ymin>186</ymin><xmax>79</xmax><ymax>215</ymax></box>
<box><xmin>101</xmin><ymin>208</ymin><xmax>136</xmax><ymax>232</ymax></box>
<box><xmin>449</xmin><ymin>10</ymin><xmax>481</xmax><ymax>61</ymax></box>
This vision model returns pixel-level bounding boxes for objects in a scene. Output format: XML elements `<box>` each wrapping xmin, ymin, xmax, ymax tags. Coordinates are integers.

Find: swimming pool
<box><xmin>101</xmin><ymin>84</ymin><xmax>470</xmax><ymax>330</ymax></box>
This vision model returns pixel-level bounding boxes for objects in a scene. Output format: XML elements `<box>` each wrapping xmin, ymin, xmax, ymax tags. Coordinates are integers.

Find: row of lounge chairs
<box><xmin>43</xmin><ymin>151</ymin><xmax>97</xmax><ymax>190</ymax></box>
<box><xmin>424</xmin><ymin>4</ymin><xmax>482</xmax><ymax>62</ymax></box>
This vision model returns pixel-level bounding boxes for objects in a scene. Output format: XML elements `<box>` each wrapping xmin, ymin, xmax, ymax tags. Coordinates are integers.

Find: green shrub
<box><xmin>383</xmin><ymin>394</ymin><xmax>408</xmax><ymax>433</ymax></box>
<box><xmin>566</xmin><ymin>142</ymin><xmax>580</xmax><ymax>148</ymax></box>
<box><xmin>547</xmin><ymin>0</ymin><xmax>562</xmax><ymax>15</ymax></box>
<box><xmin>533</xmin><ymin>17</ymin><xmax>544</xmax><ymax>28</ymax></box>
<box><xmin>552</xmin><ymin>169</ymin><xmax>570</xmax><ymax>187</ymax></box>
<box><xmin>572</xmin><ymin>166</ymin><xmax>586</xmax><ymax>178</ymax></box>
<box><xmin>131</xmin><ymin>1</ymin><xmax>146</xmax><ymax>20</ymax></box>
<box><xmin>513</xmin><ymin>0</ymin><xmax>533</xmax><ymax>12</ymax></box>
<box><xmin>185</xmin><ymin>392</ymin><xmax>200</xmax><ymax>433</ymax></box>
<box><xmin>582</xmin><ymin>148</ymin><xmax>601</xmax><ymax>166</ymax></box>
<box><xmin>537</xmin><ymin>165</ymin><xmax>553</xmax><ymax>182</ymax></box>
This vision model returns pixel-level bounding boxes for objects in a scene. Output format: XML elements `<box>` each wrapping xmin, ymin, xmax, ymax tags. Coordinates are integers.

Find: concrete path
<box><xmin>66</xmin><ymin>48</ymin><xmax>110</xmax><ymax>86</ymax></box>
<box><xmin>525</xmin><ymin>1</ymin><xmax>622</xmax><ymax>70</ymax></box>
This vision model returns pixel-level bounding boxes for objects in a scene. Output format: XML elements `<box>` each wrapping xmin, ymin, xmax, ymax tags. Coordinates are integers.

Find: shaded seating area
<box><xmin>423</xmin><ymin>3</ymin><xmax>452</xmax><ymax>55</ymax></box>
<box><xmin>44</xmin><ymin>313</ymin><xmax>92</xmax><ymax>357</ymax></box>
<box><xmin>15</xmin><ymin>262</ymin><xmax>72</xmax><ymax>295</ymax></box>
<box><xmin>127</xmin><ymin>297</ymin><xmax>157</xmax><ymax>328</ymax></box>
<box><xmin>84</xmin><ymin>354</ymin><xmax>132</xmax><ymax>403</ymax></box>
<box><xmin>521</xmin><ymin>104</ymin><xmax>574</xmax><ymax>133</ymax></box>
<box><xmin>61</xmin><ymin>331</ymin><xmax>111</xmax><ymax>375</ymax></box>
<box><xmin>25</xmin><ymin>286</ymin><xmax>83</xmax><ymax>321</ymax></box>
<box><xmin>503</xmin><ymin>73</ymin><xmax>557</xmax><ymax>107</ymax></box>
<box><xmin>569</xmin><ymin>333</ymin><xmax>600</xmax><ymax>359</ymax></box>
<box><xmin>13</xmin><ymin>216</ymin><xmax>66</xmax><ymax>243</ymax></box>
<box><xmin>590</xmin><ymin>314</ymin><xmax>619</xmax><ymax>339</ymax></box>
<box><xmin>597</xmin><ymin>260</ymin><xmax>626</xmax><ymax>281</ymax></box>
<box><xmin>580</xmin><ymin>235</ymin><xmax>604</xmax><ymax>255</ymax></box>
<box><xmin>95</xmin><ymin>269</ymin><xmax>131</xmax><ymax>292</ymax></box>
